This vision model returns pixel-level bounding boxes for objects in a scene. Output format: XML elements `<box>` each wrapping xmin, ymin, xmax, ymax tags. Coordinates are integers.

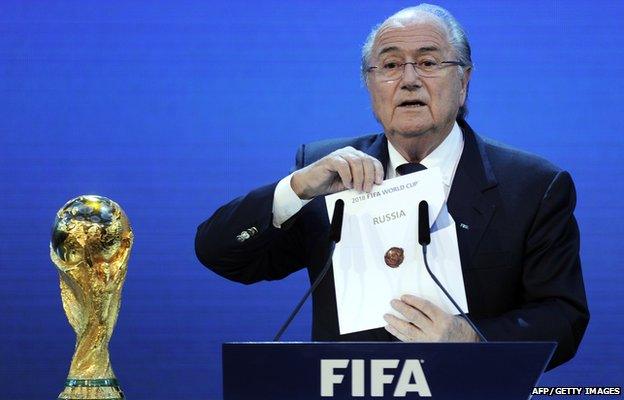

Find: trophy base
<box><xmin>58</xmin><ymin>378</ymin><xmax>124</xmax><ymax>400</ymax></box>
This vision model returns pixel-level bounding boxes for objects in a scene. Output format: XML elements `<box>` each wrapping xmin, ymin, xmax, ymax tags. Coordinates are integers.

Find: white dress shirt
<box><xmin>272</xmin><ymin>122</ymin><xmax>464</xmax><ymax>227</ymax></box>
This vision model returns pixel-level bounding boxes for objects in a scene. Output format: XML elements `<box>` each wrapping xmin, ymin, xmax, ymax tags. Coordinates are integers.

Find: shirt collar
<box><xmin>387</xmin><ymin>121</ymin><xmax>464</xmax><ymax>187</ymax></box>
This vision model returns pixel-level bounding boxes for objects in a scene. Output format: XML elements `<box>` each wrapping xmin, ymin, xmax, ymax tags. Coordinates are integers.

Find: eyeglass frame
<box><xmin>366</xmin><ymin>60</ymin><xmax>470</xmax><ymax>82</ymax></box>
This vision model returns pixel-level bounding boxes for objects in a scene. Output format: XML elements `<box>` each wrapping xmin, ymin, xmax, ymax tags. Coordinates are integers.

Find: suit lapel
<box><xmin>362</xmin><ymin>133</ymin><xmax>390</xmax><ymax>172</ymax></box>
<box><xmin>448</xmin><ymin>120</ymin><xmax>498</xmax><ymax>271</ymax></box>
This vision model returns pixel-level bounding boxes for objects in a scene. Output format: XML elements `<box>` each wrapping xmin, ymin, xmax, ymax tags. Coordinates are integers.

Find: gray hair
<box><xmin>361</xmin><ymin>4</ymin><xmax>472</xmax><ymax>120</ymax></box>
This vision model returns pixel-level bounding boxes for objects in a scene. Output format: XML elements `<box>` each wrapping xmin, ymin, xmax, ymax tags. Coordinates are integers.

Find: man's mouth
<box><xmin>398</xmin><ymin>100</ymin><xmax>426</xmax><ymax>108</ymax></box>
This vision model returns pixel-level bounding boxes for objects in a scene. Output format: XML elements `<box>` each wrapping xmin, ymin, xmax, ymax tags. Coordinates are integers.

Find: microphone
<box><xmin>273</xmin><ymin>199</ymin><xmax>345</xmax><ymax>341</ymax></box>
<box><xmin>329</xmin><ymin>198</ymin><xmax>344</xmax><ymax>243</ymax></box>
<box><xmin>418</xmin><ymin>200</ymin><xmax>487</xmax><ymax>342</ymax></box>
<box><xmin>418</xmin><ymin>201</ymin><xmax>430</xmax><ymax>246</ymax></box>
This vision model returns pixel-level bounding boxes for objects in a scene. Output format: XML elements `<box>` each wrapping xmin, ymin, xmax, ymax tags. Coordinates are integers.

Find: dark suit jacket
<box><xmin>195</xmin><ymin>119</ymin><xmax>589</xmax><ymax>369</ymax></box>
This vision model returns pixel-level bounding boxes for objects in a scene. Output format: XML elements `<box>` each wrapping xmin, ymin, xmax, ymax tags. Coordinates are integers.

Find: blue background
<box><xmin>1</xmin><ymin>1</ymin><xmax>622</xmax><ymax>399</ymax></box>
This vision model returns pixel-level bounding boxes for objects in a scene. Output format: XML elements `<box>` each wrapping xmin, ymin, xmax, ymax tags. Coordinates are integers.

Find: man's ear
<box><xmin>460</xmin><ymin>67</ymin><xmax>472</xmax><ymax>105</ymax></box>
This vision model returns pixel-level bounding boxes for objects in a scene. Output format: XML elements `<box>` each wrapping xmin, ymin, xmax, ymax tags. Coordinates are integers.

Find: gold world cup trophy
<box><xmin>50</xmin><ymin>195</ymin><xmax>133</xmax><ymax>400</ymax></box>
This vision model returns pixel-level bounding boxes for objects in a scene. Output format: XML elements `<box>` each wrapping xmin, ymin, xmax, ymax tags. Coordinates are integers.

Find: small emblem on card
<box><xmin>384</xmin><ymin>247</ymin><xmax>404</xmax><ymax>268</ymax></box>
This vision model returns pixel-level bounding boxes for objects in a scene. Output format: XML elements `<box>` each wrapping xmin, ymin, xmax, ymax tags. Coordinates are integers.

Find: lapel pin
<box><xmin>236</xmin><ymin>227</ymin><xmax>258</xmax><ymax>242</ymax></box>
<box><xmin>460</xmin><ymin>223</ymin><xmax>470</xmax><ymax>230</ymax></box>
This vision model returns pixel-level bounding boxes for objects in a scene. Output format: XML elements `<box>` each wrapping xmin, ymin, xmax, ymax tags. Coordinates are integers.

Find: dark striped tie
<box><xmin>396</xmin><ymin>163</ymin><xmax>427</xmax><ymax>176</ymax></box>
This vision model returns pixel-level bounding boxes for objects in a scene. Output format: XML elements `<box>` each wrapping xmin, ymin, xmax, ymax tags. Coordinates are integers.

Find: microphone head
<box><xmin>418</xmin><ymin>200</ymin><xmax>431</xmax><ymax>246</ymax></box>
<box><xmin>329</xmin><ymin>199</ymin><xmax>345</xmax><ymax>243</ymax></box>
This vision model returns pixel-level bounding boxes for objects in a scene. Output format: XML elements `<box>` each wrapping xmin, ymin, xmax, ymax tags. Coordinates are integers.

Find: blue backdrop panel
<box><xmin>1</xmin><ymin>1</ymin><xmax>622</xmax><ymax>399</ymax></box>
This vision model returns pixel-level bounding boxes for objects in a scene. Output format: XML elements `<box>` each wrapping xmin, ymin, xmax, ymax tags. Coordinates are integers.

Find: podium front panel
<box><xmin>222</xmin><ymin>341</ymin><xmax>555</xmax><ymax>399</ymax></box>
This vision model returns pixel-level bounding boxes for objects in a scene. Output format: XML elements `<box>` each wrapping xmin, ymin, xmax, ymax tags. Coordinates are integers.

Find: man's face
<box><xmin>367</xmin><ymin>18</ymin><xmax>470</xmax><ymax>138</ymax></box>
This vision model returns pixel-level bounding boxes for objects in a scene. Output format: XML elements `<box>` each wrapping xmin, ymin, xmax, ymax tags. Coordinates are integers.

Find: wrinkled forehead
<box><xmin>371</xmin><ymin>14</ymin><xmax>452</xmax><ymax>60</ymax></box>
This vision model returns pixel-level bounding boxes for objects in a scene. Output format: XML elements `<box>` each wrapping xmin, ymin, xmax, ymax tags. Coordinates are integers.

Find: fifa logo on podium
<box><xmin>320</xmin><ymin>359</ymin><xmax>432</xmax><ymax>397</ymax></box>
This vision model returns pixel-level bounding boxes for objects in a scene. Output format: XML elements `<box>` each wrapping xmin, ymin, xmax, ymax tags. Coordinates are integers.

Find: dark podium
<box><xmin>222</xmin><ymin>342</ymin><xmax>555</xmax><ymax>399</ymax></box>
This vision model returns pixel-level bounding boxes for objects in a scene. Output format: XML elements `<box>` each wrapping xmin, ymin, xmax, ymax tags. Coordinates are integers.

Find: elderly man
<box><xmin>195</xmin><ymin>4</ymin><xmax>589</xmax><ymax>369</ymax></box>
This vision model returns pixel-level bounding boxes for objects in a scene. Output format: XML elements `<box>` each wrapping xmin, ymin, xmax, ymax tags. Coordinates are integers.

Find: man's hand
<box><xmin>290</xmin><ymin>146</ymin><xmax>384</xmax><ymax>200</ymax></box>
<box><xmin>384</xmin><ymin>295</ymin><xmax>480</xmax><ymax>342</ymax></box>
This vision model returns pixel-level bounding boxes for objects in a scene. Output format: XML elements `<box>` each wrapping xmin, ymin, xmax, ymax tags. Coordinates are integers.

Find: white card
<box><xmin>325</xmin><ymin>168</ymin><xmax>468</xmax><ymax>335</ymax></box>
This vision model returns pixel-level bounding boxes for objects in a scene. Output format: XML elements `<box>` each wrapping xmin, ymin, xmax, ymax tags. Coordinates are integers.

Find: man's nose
<box><xmin>401</xmin><ymin>63</ymin><xmax>422</xmax><ymax>89</ymax></box>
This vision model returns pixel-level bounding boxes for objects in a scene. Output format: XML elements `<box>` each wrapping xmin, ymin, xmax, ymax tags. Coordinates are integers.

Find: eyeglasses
<box><xmin>367</xmin><ymin>59</ymin><xmax>469</xmax><ymax>82</ymax></box>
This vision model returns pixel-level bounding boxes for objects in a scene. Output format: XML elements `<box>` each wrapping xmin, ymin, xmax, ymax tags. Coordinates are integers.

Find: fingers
<box><xmin>384</xmin><ymin>321</ymin><xmax>411</xmax><ymax>342</ymax></box>
<box><xmin>383</xmin><ymin>313</ymin><xmax>422</xmax><ymax>342</ymax></box>
<box><xmin>362</xmin><ymin>157</ymin><xmax>375</xmax><ymax>192</ymax></box>
<box><xmin>386</xmin><ymin>296</ymin><xmax>473</xmax><ymax>342</ymax></box>
<box><xmin>399</xmin><ymin>295</ymin><xmax>438</xmax><ymax>321</ymax></box>
<box><xmin>391</xmin><ymin>299</ymin><xmax>432</xmax><ymax>329</ymax></box>
<box><xmin>297</xmin><ymin>146</ymin><xmax>385</xmax><ymax>198</ymax></box>
<box><xmin>332</xmin><ymin>157</ymin><xmax>353</xmax><ymax>190</ymax></box>
<box><xmin>346</xmin><ymin>154</ymin><xmax>365</xmax><ymax>192</ymax></box>
<box><xmin>331</xmin><ymin>147</ymin><xmax>383</xmax><ymax>192</ymax></box>
<box><xmin>373</xmin><ymin>158</ymin><xmax>384</xmax><ymax>185</ymax></box>
<box><xmin>384</xmin><ymin>296</ymin><xmax>436</xmax><ymax>342</ymax></box>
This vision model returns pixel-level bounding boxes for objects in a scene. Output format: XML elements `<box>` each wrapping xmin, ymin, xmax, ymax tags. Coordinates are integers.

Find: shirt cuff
<box><xmin>272</xmin><ymin>173</ymin><xmax>311</xmax><ymax>228</ymax></box>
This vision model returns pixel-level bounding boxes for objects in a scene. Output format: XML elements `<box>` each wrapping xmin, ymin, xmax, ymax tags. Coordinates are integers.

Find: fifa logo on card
<box><xmin>320</xmin><ymin>359</ymin><xmax>432</xmax><ymax>397</ymax></box>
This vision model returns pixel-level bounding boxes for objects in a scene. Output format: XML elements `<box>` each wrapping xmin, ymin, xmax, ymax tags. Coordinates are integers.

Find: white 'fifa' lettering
<box><xmin>393</xmin><ymin>360</ymin><xmax>432</xmax><ymax>397</ymax></box>
<box><xmin>371</xmin><ymin>359</ymin><xmax>399</xmax><ymax>396</ymax></box>
<box><xmin>320</xmin><ymin>359</ymin><xmax>431</xmax><ymax>397</ymax></box>
<box><xmin>320</xmin><ymin>359</ymin><xmax>348</xmax><ymax>397</ymax></box>
<box><xmin>351</xmin><ymin>359</ymin><xmax>365</xmax><ymax>397</ymax></box>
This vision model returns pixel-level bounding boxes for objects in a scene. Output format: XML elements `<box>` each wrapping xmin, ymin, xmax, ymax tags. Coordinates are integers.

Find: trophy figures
<box><xmin>50</xmin><ymin>195</ymin><xmax>133</xmax><ymax>400</ymax></box>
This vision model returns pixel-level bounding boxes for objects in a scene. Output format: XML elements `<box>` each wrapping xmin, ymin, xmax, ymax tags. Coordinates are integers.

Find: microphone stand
<box><xmin>273</xmin><ymin>199</ymin><xmax>344</xmax><ymax>342</ymax></box>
